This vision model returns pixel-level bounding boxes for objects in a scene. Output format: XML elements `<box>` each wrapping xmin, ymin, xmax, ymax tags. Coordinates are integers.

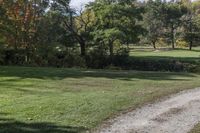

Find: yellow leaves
<box><xmin>75</xmin><ymin>9</ymin><xmax>96</xmax><ymax>33</ymax></box>
<box><xmin>0</xmin><ymin>0</ymin><xmax>42</xmax><ymax>49</ymax></box>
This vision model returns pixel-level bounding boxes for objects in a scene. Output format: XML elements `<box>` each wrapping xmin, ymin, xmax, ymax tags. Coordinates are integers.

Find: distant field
<box><xmin>1</xmin><ymin>66</ymin><xmax>200</xmax><ymax>133</ymax></box>
<box><xmin>130</xmin><ymin>47</ymin><xmax>200</xmax><ymax>60</ymax></box>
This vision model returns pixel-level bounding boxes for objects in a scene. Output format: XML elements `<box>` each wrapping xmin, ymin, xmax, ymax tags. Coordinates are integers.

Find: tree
<box><xmin>181</xmin><ymin>0</ymin><xmax>200</xmax><ymax>50</ymax></box>
<box><xmin>90</xmin><ymin>0</ymin><xmax>144</xmax><ymax>57</ymax></box>
<box><xmin>144</xmin><ymin>0</ymin><xmax>164</xmax><ymax>49</ymax></box>
<box><xmin>0</xmin><ymin>0</ymin><xmax>50</xmax><ymax>63</ymax></box>
<box><xmin>162</xmin><ymin>2</ymin><xmax>187</xmax><ymax>49</ymax></box>
<box><xmin>51</xmin><ymin>0</ymin><xmax>95</xmax><ymax>57</ymax></box>
<box><xmin>69</xmin><ymin>8</ymin><xmax>96</xmax><ymax>57</ymax></box>
<box><xmin>36</xmin><ymin>11</ymin><xmax>69</xmax><ymax>52</ymax></box>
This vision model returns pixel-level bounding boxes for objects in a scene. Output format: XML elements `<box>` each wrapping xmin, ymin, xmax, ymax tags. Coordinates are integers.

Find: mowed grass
<box><xmin>190</xmin><ymin>124</ymin><xmax>200</xmax><ymax>133</ymax></box>
<box><xmin>130</xmin><ymin>47</ymin><xmax>200</xmax><ymax>61</ymax></box>
<box><xmin>1</xmin><ymin>66</ymin><xmax>200</xmax><ymax>133</ymax></box>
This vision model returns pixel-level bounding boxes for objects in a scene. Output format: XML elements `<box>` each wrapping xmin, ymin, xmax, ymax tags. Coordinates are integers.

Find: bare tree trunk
<box><xmin>189</xmin><ymin>14</ymin><xmax>193</xmax><ymax>51</ymax></box>
<box><xmin>109</xmin><ymin>41</ymin><xmax>114</xmax><ymax>57</ymax></box>
<box><xmin>171</xmin><ymin>24</ymin><xmax>176</xmax><ymax>49</ymax></box>
<box><xmin>189</xmin><ymin>40</ymin><xmax>193</xmax><ymax>51</ymax></box>
<box><xmin>14</xmin><ymin>21</ymin><xmax>18</xmax><ymax>51</ymax></box>
<box><xmin>80</xmin><ymin>41</ymin><xmax>86</xmax><ymax>57</ymax></box>
<box><xmin>152</xmin><ymin>41</ymin><xmax>156</xmax><ymax>49</ymax></box>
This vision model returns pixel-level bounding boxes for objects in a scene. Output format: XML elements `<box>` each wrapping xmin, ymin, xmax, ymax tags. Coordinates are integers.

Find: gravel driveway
<box><xmin>95</xmin><ymin>88</ymin><xmax>200</xmax><ymax>133</ymax></box>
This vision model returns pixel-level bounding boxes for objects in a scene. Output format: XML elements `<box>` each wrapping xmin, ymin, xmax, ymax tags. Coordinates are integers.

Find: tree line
<box><xmin>0</xmin><ymin>0</ymin><xmax>200</xmax><ymax>68</ymax></box>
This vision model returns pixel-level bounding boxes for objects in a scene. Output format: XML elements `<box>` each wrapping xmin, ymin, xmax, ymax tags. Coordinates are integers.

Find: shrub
<box><xmin>113</xmin><ymin>57</ymin><xmax>197</xmax><ymax>72</ymax></box>
<box><xmin>86</xmin><ymin>48</ymin><xmax>111</xmax><ymax>69</ymax></box>
<box><xmin>45</xmin><ymin>49</ymin><xmax>86</xmax><ymax>68</ymax></box>
<box><xmin>176</xmin><ymin>39</ymin><xmax>188</xmax><ymax>48</ymax></box>
<box><xmin>113</xmin><ymin>48</ymin><xmax>129</xmax><ymax>66</ymax></box>
<box><xmin>2</xmin><ymin>49</ymin><xmax>27</xmax><ymax>65</ymax></box>
<box><xmin>63</xmin><ymin>52</ymin><xmax>86</xmax><ymax>68</ymax></box>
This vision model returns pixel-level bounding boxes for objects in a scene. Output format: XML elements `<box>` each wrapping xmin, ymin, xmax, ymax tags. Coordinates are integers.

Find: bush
<box><xmin>33</xmin><ymin>45</ymin><xmax>86</xmax><ymax>68</ymax></box>
<box><xmin>2</xmin><ymin>49</ymin><xmax>27</xmax><ymax>65</ymax></box>
<box><xmin>0</xmin><ymin>51</ymin><xmax>4</xmax><ymax>65</ymax></box>
<box><xmin>183</xmin><ymin>63</ymin><xmax>200</xmax><ymax>72</ymax></box>
<box><xmin>113</xmin><ymin>48</ymin><xmax>129</xmax><ymax>66</ymax></box>
<box><xmin>113</xmin><ymin>57</ymin><xmax>199</xmax><ymax>72</ymax></box>
<box><xmin>0</xmin><ymin>46</ymin><xmax>199</xmax><ymax>73</ymax></box>
<box><xmin>63</xmin><ymin>52</ymin><xmax>86</xmax><ymax>68</ymax></box>
<box><xmin>45</xmin><ymin>49</ymin><xmax>86</xmax><ymax>68</ymax></box>
<box><xmin>176</xmin><ymin>39</ymin><xmax>188</xmax><ymax>48</ymax></box>
<box><xmin>86</xmin><ymin>48</ymin><xmax>111</xmax><ymax>69</ymax></box>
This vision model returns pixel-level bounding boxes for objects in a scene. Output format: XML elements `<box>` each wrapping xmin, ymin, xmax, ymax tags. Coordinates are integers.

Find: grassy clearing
<box><xmin>1</xmin><ymin>66</ymin><xmax>200</xmax><ymax>133</ymax></box>
<box><xmin>130</xmin><ymin>47</ymin><xmax>200</xmax><ymax>60</ymax></box>
<box><xmin>127</xmin><ymin>47</ymin><xmax>200</xmax><ymax>72</ymax></box>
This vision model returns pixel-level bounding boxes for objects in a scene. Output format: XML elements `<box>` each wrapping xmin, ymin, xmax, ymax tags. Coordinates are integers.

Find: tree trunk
<box><xmin>76</xmin><ymin>35</ymin><xmax>86</xmax><ymax>57</ymax></box>
<box><xmin>189</xmin><ymin>15</ymin><xmax>193</xmax><ymax>51</ymax></box>
<box><xmin>126</xmin><ymin>42</ymin><xmax>129</xmax><ymax>49</ymax></box>
<box><xmin>26</xmin><ymin>47</ymin><xmax>30</xmax><ymax>63</ymax></box>
<box><xmin>109</xmin><ymin>41</ymin><xmax>114</xmax><ymax>57</ymax></box>
<box><xmin>79</xmin><ymin>40</ymin><xmax>86</xmax><ymax>57</ymax></box>
<box><xmin>189</xmin><ymin>40</ymin><xmax>193</xmax><ymax>51</ymax></box>
<box><xmin>171</xmin><ymin>24</ymin><xmax>176</xmax><ymax>49</ymax></box>
<box><xmin>152</xmin><ymin>41</ymin><xmax>156</xmax><ymax>49</ymax></box>
<box><xmin>14</xmin><ymin>23</ymin><xmax>18</xmax><ymax>51</ymax></box>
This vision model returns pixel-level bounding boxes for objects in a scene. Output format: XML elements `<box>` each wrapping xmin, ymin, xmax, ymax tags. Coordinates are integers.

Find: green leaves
<box><xmin>89</xmin><ymin>0</ymin><xmax>144</xmax><ymax>56</ymax></box>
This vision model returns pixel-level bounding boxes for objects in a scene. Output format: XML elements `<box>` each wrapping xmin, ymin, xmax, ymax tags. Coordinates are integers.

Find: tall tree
<box><xmin>144</xmin><ymin>0</ymin><xmax>164</xmax><ymax>49</ymax></box>
<box><xmin>0</xmin><ymin>0</ymin><xmax>49</xmax><ymax>63</ymax></box>
<box><xmin>182</xmin><ymin>0</ymin><xmax>200</xmax><ymax>50</ymax></box>
<box><xmin>69</xmin><ymin>8</ymin><xmax>96</xmax><ymax>57</ymax></box>
<box><xmin>162</xmin><ymin>2</ymin><xmax>187</xmax><ymax>49</ymax></box>
<box><xmin>52</xmin><ymin>0</ymin><xmax>95</xmax><ymax>57</ymax></box>
<box><xmin>90</xmin><ymin>0</ymin><xmax>144</xmax><ymax>57</ymax></box>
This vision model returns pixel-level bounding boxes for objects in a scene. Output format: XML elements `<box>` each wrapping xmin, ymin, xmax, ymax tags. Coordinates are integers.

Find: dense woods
<box><xmin>0</xmin><ymin>0</ymin><xmax>200</xmax><ymax>69</ymax></box>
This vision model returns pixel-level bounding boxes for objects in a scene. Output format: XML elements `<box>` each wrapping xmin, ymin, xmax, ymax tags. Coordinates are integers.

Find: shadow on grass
<box><xmin>0</xmin><ymin>66</ymin><xmax>197</xmax><ymax>81</ymax></box>
<box><xmin>0</xmin><ymin>114</ymin><xmax>86</xmax><ymax>133</ymax></box>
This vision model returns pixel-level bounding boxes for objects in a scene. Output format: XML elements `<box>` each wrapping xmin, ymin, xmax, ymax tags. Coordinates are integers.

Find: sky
<box><xmin>69</xmin><ymin>0</ymin><xmax>197</xmax><ymax>10</ymax></box>
<box><xmin>70</xmin><ymin>0</ymin><xmax>94</xmax><ymax>10</ymax></box>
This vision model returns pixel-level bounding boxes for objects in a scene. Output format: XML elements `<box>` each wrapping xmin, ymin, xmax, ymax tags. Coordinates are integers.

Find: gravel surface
<box><xmin>95</xmin><ymin>88</ymin><xmax>200</xmax><ymax>133</ymax></box>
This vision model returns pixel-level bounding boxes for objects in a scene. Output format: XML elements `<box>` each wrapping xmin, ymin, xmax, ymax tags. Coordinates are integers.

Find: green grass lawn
<box><xmin>190</xmin><ymin>124</ymin><xmax>200</xmax><ymax>133</ymax></box>
<box><xmin>130</xmin><ymin>47</ymin><xmax>200</xmax><ymax>61</ymax></box>
<box><xmin>1</xmin><ymin>66</ymin><xmax>200</xmax><ymax>133</ymax></box>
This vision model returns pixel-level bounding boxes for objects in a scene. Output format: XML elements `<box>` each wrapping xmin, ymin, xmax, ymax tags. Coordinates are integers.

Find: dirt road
<box><xmin>95</xmin><ymin>88</ymin><xmax>200</xmax><ymax>133</ymax></box>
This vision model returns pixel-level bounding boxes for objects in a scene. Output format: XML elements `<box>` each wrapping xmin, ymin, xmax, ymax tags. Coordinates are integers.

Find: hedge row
<box><xmin>0</xmin><ymin>49</ymin><xmax>200</xmax><ymax>72</ymax></box>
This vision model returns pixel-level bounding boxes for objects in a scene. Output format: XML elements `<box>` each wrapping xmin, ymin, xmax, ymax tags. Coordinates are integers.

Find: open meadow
<box><xmin>1</xmin><ymin>66</ymin><xmax>200</xmax><ymax>133</ymax></box>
